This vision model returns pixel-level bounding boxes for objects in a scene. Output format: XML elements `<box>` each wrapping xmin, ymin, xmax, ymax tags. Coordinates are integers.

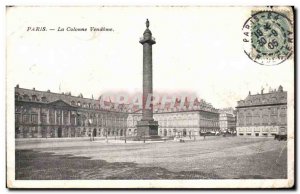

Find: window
<box><xmin>63</xmin><ymin>111</ymin><xmax>69</xmax><ymax>125</ymax></box>
<box><xmin>238</xmin><ymin>112</ymin><xmax>245</xmax><ymax>126</ymax></box>
<box><xmin>15</xmin><ymin>113</ymin><xmax>21</xmax><ymax>123</ymax></box>
<box><xmin>23</xmin><ymin>114</ymin><xmax>30</xmax><ymax>124</ymax></box>
<box><xmin>31</xmin><ymin>114</ymin><xmax>38</xmax><ymax>124</ymax></box>
<box><xmin>270</xmin><ymin>115</ymin><xmax>277</xmax><ymax>124</ymax></box>
<box><xmin>253</xmin><ymin>111</ymin><xmax>260</xmax><ymax>125</ymax></box>
<box><xmin>246</xmin><ymin>112</ymin><xmax>252</xmax><ymax>125</ymax></box>
<box><xmin>49</xmin><ymin>110</ymin><xmax>55</xmax><ymax>124</ymax></box>
<box><xmin>23</xmin><ymin>94</ymin><xmax>30</xmax><ymax>101</ymax></box>
<box><xmin>262</xmin><ymin>109</ymin><xmax>269</xmax><ymax>124</ymax></box>
<box><xmin>57</xmin><ymin>112</ymin><xmax>61</xmax><ymax>125</ymax></box>
<box><xmin>15</xmin><ymin>127</ymin><xmax>21</xmax><ymax>136</ymax></box>
<box><xmin>71</xmin><ymin>114</ymin><xmax>76</xmax><ymax>125</ymax></box>
<box><xmin>41</xmin><ymin>113</ymin><xmax>47</xmax><ymax>124</ymax></box>
<box><xmin>41</xmin><ymin>96</ymin><xmax>47</xmax><ymax>102</ymax></box>
<box><xmin>32</xmin><ymin>95</ymin><xmax>37</xmax><ymax>101</ymax></box>
<box><xmin>15</xmin><ymin>93</ymin><xmax>20</xmax><ymax>100</ymax></box>
<box><xmin>279</xmin><ymin>108</ymin><xmax>287</xmax><ymax>124</ymax></box>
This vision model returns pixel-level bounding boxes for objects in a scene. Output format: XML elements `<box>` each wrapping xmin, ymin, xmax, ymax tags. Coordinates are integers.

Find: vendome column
<box><xmin>136</xmin><ymin>19</ymin><xmax>159</xmax><ymax>138</ymax></box>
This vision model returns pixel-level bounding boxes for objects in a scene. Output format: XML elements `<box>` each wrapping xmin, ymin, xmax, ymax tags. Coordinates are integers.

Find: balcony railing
<box><xmin>140</xmin><ymin>36</ymin><xmax>156</xmax><ymax>42</ymax></box>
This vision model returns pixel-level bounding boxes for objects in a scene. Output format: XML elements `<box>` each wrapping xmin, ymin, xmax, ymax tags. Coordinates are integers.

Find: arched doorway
<box><xmin>51</xmin><ymin>128</ymin><xmax>56</xmax><ymax>138</ymax></box>
<box><xmin>173</xmin><ymin>129</ymin><xmax>177</xmax><ymax>137</ymax></box>
<box><xmin>23</xmin><ymin>127</ymin><xmax>29</xmax><ymax>138</ymax></box>
<box><xmin>58</xmin><ymin>127</ymin><xmax>62</xmax><ymax>138</ymax></box>
<box><xmin>15</xmin><ymin>127</ymin><xmax>21</xmax><ymax>138</ymax></box>
<box><xmin>42</xmin><ymin>127</ymin><xmax>47</xmax><ymax>138</ymax></box>
<box><xmin>82</xmin><ymin>128</ymin><xmax>87</xmax><ymax>137</ymax></box>
<box><xmin>183</xmin><ymin>129</ymin><xmax>187</xmax><ymax>137</ymax></box>
<box><xmin>164</xmin><ymin>129</ymin><xmax>167</xmax><ymax>136</ymax></box>
<box><xmin>102</xmin><ymin>129</ymin><xmax>106</xmax><ymax>137</ymax></box>
<box><xmin>120</xmin><ymin>129</ymin><xmax>123</xmax><ymax>136</ymax></box>
<box><xmin>71</xmin><ymin>128</ymin><xmax>76</xmax><ymax>137</ymax></box>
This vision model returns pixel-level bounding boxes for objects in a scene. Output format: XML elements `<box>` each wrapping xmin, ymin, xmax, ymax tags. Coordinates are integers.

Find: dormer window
<box><xmin>77</xmin><ymin>101</ymin><xmax>81</xmax><ymax>106</ymax></box>
<box><xmin>32</xmin><ymin>95</ymin><xmax>37</xmax><ymax>101</ymax></box>
<box><xmin>41</xmin><ymin>96</ymin><xmax>47</xmax><ymax>102</ymax></box>
<box><xmin>23</xmin><ymin>94</ymin><xmax>30</xmax><ymax>101</ymax></box>
<box><xmin>15</xmin><ymin>92</ymin><xmax>20</xmax><ymax>100</ymax></box>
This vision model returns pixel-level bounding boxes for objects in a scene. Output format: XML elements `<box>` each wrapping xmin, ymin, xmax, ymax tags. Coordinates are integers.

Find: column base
<box><xmin>136</xmin><ymin>120</ymin><xmax>159</xmax><ymax>139</ymax></box>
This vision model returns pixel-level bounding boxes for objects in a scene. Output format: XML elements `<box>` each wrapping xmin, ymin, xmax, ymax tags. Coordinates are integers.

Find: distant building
<box><xmin>14</xmin><ymin>86</ymin><xmax>220</xmax><ymax>139</ymax></box>
<box><xmin>128</xmin><ymin>109</ymin><xmax>220</xmax><ymax>138</ymax></box>
<box><xmin>236</xmin><ymin>86</ymin><xmax>287</xmax><ymax>137</ymax></box>
<box><xmin>219</xmin><ymin>108</ymin><xmax>236</xmax><ymax>133</ymax></box>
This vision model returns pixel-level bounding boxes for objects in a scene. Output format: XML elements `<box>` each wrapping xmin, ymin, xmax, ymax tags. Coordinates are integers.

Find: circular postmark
<box><xmin>242</xmin><ymin>11</ymin><xmax>293</xmax><ymax>65</ymax></box>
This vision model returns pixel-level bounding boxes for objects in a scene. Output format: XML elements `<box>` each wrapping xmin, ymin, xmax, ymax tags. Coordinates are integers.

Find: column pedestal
<box><xmin>136</xmin><ymin>120</ymin><xmax>161</xmax><ymax>141</ymax></box>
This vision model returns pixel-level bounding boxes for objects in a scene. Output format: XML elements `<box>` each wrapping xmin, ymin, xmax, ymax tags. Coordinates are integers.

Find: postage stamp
<box><xmin>242</xmin><ymin>10</ymin><xmax>294</xmax><ymax>65</ymax></box>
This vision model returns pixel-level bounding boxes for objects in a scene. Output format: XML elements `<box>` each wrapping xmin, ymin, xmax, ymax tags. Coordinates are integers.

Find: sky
<box><xmin>6</xmin><ymin>6</ymin><xmax>294</xmax><ymax>109</ymax></box>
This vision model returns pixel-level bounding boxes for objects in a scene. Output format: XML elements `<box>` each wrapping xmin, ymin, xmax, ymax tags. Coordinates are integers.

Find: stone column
<box><xmin>54</xmin><ymin>109</ymin><xmax>57</xmax><ymax>125</ymax></box>
<box><xmin>68</xmin><ymin>110</ymin><xmax>71</xmax><ymax>125</ymax></box>
<box><xmin>47</xmin><ymin>109</ymin><xmax>50</xmax><ymax>124</ymax></box>
<box><xmin>37</xmin><ymin>107</ymin><xmax>42</xmax><ymax>138</ymax></box>
<box><xmin>62</xmin><ymin>110</ymin><xmax>64</xmax><ymax>125</ymax></box>
<box><xmin>96</xmin><ymin>114</ymin><xmax>99</xmax><ymax>127</ymax></box>
<box><xmin>55</xmin><ymin>128</ymin><xmax>58</xmax><ymax>137</ymax></box>
<box><xmin>136</xmin><ymin>19</ymin><xmax>159</xmax><ymax>138</ymax></box>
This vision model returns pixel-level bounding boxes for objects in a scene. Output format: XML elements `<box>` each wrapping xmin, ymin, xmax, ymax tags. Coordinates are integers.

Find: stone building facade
<box><xmin>128</xmin><ymin>109</ymin><xmax>219</xmax><ymax>138</ymax></box>
<box><xmin>219</xmin><ymin>108</ymin><xmax>236</xmax><ymax>132</ymax></box>
<box><xmin>15</xmin><ymin>86</ymin><xmax>128</xmax><ymax>138</ymax></box>
<box><xmin>15</xmin><ymin>86</ymin><xmax>219</xmax><ymax>138</ymax></box>
<box><xmin>236</xmin><ymin>86</ymin><xmax>287</xmax><ymax>137</ymax></box>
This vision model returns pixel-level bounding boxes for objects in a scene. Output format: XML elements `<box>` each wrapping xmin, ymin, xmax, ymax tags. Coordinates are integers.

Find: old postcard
<box><xmin>6</xmin><ymin>6</ymin><xmax>295</xmax><ymax>188</ymax></box>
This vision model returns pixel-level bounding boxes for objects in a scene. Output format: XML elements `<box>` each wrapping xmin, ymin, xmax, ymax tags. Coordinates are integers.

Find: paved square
<box><xmin>15</xmin><ymin>137</ymin><xmax>287</xmax><ymax>179</ymax></box>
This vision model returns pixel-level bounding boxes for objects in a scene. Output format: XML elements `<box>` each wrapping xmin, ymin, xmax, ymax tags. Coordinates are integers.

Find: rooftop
<box><xmin>236</xmin><ymin>85</ymin><xmax>287</xmax><ymax>107</ymax></box>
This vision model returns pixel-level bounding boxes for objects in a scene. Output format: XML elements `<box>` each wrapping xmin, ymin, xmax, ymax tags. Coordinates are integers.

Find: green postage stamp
<box><xmin>242</xmin><ymin>8</ymin><xmax>294</xmax><ymax>65</ymax></box>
